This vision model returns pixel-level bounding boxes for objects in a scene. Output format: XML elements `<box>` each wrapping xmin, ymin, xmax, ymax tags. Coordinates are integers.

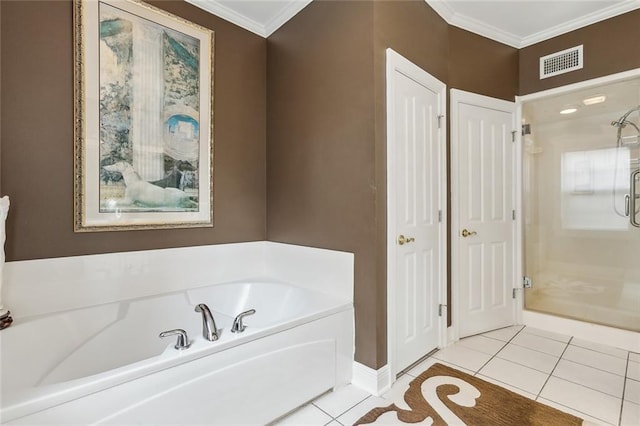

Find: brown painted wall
<box><xmin>266</xmin><ymin>0</ymin><xmax>378</xmax><ymax>367</ymax></box>
<box><xmin>1</xmin><ymin>0</ymin><xmax>267</xmax><ymax>261</ymax></box>
<box><xmin>520</xmin><ymin>9</ymin><xmax>640</xmax><ymax>95</ymax></box>
<box><xmin>373</xmin><ymin>0</ymin><xmax>449</xmax><ymax>83</ymax></box>
<box><xmin>267</xmin><ymin>0</ymin><xmax>519</xmax><ymax>370</ymax></box>
<box><xmin>449</xmin><ymin>26</ymin><xmax>519</xmax><ymax>101</ymax></box>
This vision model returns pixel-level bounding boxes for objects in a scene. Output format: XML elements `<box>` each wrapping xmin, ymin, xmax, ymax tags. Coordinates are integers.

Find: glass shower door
<box><xmin>522</xmin><ymin>78</ymin><xmax>640</xmax><ymax>332</ymax></box>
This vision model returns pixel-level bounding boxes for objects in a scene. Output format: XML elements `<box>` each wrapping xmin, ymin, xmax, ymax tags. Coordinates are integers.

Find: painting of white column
<box><xmin>74</xmin><ymin>0</ymin><xmax>213</xmax><ymax>231</ymax></box>
<box><xmin>99</xmin><ymin>3</ymin><xmax>201</xmax><ymax>212</ymax></box>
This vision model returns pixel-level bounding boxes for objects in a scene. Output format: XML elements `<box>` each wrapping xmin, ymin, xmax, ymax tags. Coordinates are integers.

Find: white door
<box><xmin>387</xmin><ymin>49</ymin><xmax>446</xmax><ymax>376</ymax></box>
<box><xmin>451</xmin><ymin>89</ymin><xmax>516</xmax><ymax>338</ymax></box>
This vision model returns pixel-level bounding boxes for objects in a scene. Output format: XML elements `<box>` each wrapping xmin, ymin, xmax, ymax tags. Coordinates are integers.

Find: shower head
<box><xmin>611</xmin><ymin>119</ymin><xmax>627</xmax><ymax>128</ymax></box>
<box><xmin>611</xmin><ymin>120</ymin><xmax>640</xmax><ymax>133</ymax></box>
<box><xmin>612</xmin><ymin>106</ymin><xmax>640</xmax><ymax>146</ymax></box>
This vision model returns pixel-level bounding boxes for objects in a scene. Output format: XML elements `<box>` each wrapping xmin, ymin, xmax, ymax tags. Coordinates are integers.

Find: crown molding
<box><xmin>425</xmin><ymin>0</ymin><xmax>456</xmax><ymax>23</ymax></box>
<box><xmin>426</xmin><ymin>0</ymin><xmax>640</xmax><ymax>49</ymax></box>
<box><xmin>185</xmin><ymin>0</ymin><xmax>267</xmax><ymax>36</ymax></box>
<box><xmin>449</xmin><ymin>11</ymin><xmax>522</xmax><ymax>48</ymax></box>
<box><xmin>184</xmin><ymin>0</ymin><xmax>312</xmax><ymax>38</ymax></box>
<box><xmin>264</xmin><ymin>0</ymin><xmax>314</xmax><ymax>37</ymax></box>
<box><xmin>519</xmin><ymin>0</ymin><xmax>640</xmax><ymax>48</ymax></box>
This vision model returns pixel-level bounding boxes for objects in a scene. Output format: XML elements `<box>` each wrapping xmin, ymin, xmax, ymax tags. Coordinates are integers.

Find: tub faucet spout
<box><xmin>194</xmin><ymin>303</ymin><xmax>219</xmax><ymax>341</ymax></box>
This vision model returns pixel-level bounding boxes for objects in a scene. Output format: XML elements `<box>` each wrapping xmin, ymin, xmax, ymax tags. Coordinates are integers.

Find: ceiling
<box><xmin>185</xmin><ymin>0</ymin><xmax>639</xmax><ymax>47</ymax></box>
<box><xmin>523</xmin><ymin>76</ymin><xmax>640</xmax><ymax>124</ymax></box>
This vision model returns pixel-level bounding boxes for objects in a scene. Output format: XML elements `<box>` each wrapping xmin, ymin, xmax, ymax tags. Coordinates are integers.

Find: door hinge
<box><xmin>512</xmin><ymin>210</ymin><xmax>516</xmax><ymax>220</ymax></box>
<box><xmin>438</xmin><ymin>210</ymin><xmax>442</xmax><ymax>222</ymax></box>
<box><xmin>438</xmin><ymin>304</ymin><xmax>447</xmax><ymax>317</ymax></box>
<box><xmin>512</xmin><ymin>288</ymin><xmax>518</xmax><ymax>299</ymax></box>
<box><xmin>511</xmin><ymin>130</ymin><xmax>517</xmax><ymax>142</ymax></box>
<box><xmin>523</xmin><ymin>276</ymin><xmax>533</xmax><ymax>288</ymax></box>
<box><xmin>437</xmin><ymin>115</ymin><xmax>444</xmax><ymax>129</ymax></box>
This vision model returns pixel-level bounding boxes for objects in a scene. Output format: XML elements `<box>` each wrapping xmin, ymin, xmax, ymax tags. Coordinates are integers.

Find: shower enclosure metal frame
<box><xmin>611</xmin><ymin>104</ymin><xmax>640</xmax><ymax>228</ymax></box>
<box><xmin>632</xmin><ymin>169</ymin><xmax>640</xmax><ymax>227</ymax></box>
<box><xmin>514</xmin><ymin>68</ymin><xmax>640</xmax><ymax>352</ymax></box>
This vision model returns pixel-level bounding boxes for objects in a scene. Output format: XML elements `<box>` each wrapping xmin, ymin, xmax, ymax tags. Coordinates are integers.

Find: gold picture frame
<box><xmin>74</xmin><ymin>0</ymin><xmax>214</xmax><ymax>232</ymax></box>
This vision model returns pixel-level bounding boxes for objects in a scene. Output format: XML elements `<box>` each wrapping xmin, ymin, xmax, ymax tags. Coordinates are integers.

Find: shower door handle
<box><xmin>631</xmin><ymin>169</ymin><xmax>640</xmax><ymax>228</ymax></box>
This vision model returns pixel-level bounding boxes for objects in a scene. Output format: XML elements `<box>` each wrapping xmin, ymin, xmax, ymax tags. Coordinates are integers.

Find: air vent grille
<box><xmin>539</xmin><ymin>45</ymin><xmax>583</xmax><ymax>79</ymax></box>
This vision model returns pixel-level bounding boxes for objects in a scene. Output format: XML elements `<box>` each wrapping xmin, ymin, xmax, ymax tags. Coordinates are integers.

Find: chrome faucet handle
<box><xmin>231</xmin><ymin>309</ymin><xmax>256</xmax><ymax>333</ymax></box>
<box><xmin>159</xmin><ymin>328</ymin><xmax>191</xmax><ymax>350</ymax></box>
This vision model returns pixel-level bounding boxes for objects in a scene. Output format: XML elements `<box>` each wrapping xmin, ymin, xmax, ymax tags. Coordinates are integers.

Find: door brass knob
<box><xmin>461</xmin><ymin>229</ymin><xmax>477</xmax><ymax>238</ymax></box>
<box><xmin>397</xmin><ymin>234</ymin><xmax>416</xmax><ymax>245</ymax></box>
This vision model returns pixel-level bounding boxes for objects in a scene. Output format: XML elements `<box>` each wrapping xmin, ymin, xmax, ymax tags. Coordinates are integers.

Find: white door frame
<box><xmin>386</xmin><ymin>48</ymin><xmax>448</xmax><ymax>383</ymax></box>
<box><xmin>450</xmin><ymin>89</ymin><xmax>518</xmax><ymax>341</ymax></box>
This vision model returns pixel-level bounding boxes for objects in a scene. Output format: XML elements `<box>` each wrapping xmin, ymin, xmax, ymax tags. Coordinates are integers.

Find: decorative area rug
<box><xmin>355</xmin><ymin>363</ymin><xmax>583</xmax><ymax>425</ymax></box>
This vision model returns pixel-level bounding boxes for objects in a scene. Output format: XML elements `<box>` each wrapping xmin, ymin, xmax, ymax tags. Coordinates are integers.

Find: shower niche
<box><xmin>522</xmin><ymin>76</ymin><xmax>640</xmax><ymax>332</ymax></box>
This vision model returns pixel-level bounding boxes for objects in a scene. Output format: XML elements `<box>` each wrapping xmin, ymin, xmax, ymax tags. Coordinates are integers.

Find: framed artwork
<box><xmin>74</xmin><ymin>0</ymin><xmax>214</xmax><ymax>232</ymax></box>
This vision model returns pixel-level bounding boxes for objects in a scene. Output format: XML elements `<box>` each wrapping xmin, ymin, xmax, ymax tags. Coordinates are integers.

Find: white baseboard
<box><xmin>351</xmin><ymin>361</ymin><xmax>391</xmax><ymax>397</ymax></box>
<box><xmin>523</xmin><ymin>310</ymin><xmax>640</xmax><ymax>353</ymax></box>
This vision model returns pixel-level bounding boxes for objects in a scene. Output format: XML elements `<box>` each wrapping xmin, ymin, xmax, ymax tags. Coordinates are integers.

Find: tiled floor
<box><xmin>273</xmin><ymin>325</ymin><xmax>640</xmax><ymax>426</ymax></box>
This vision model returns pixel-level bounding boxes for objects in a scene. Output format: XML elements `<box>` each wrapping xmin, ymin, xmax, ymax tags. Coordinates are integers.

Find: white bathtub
<box><xmin>0</xmin><ymin>281</ymin><xmax>354</xmax><ymax>424</ymax></box>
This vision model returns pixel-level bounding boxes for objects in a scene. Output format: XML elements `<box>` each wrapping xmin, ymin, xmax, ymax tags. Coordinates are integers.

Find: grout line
<box><xmin>455</xmin><ymin>340</ymin><xmax>510</xmax><ymax>357</ymax></box>
<box><xmin>536</xmin><ymin>336</ymin><xmax>572</xmax><ymax>399</ymax></box>
<box><xmin>507</xmin><ymin>341</ymin><xmax>565</xmax><ymax>358</ymax></box>
<box><xmin>472</xmin><ymin>341</ymin><xmax>510</xmax><ymax>376</ymax></box>
<box><xmin>473</xmin><ymin>324</ymin><xmax>526</xmax><ymax>376</ymax></box>
<box><xmin>465</xmin><ymin>324</ymin><xmax>523</xmax><ymax>339</ymax></box>
<box><xmin>511</xmin><ymin>325</ymin><xmax>527</xmax><ymax>337</ymax></box>
<box><xmin>311</xmin><ymin>400</ymin><xmax>344</xmax><ymax>420</ymax></box>
<box><xmin>520</xmin><ymin>328</ymin><xmax>572</xmax><ymax>344</ymax></box>
<box><xmin>326</xmin><ymin>395</ymin><xmax>373</xmax><ymax>422</ymax></box>
<box><xmin>619</xmin><ymin>352</ymin><xmax>630</xmax><ymax>426</ymax></box>
<box><xmin>562</xmin><ymin>347</ymin><xmax>628</xmax><ymax>378</ymax></box>
<box><xmin>558</xmin><ymin>356</ymin><xmax>629</xmax><ymax>382</ymax></box>
<box><xmin>492</xmin><ymin>352</ymin><xmax>558</xmax><ymax>376</ymax></box>
<box><xmin>490</xmin><ymin>328</ymin><xmax>564</xmax><ymax>375</ymax></box>
<box><xmin>536</xmin><ymin>397</ymin><xmax>617</xmax><ymax>426</ymax></box>
<box><xmin>550</xmin><ymin>373</ymin><xmax>624</xmax><ymax>400</ymax></box>
<box><xmin>324</xmin><ymin>416</ymin><xmax>342</xmax><ymax>426</ymax></box>
<box><xmin>481</xmin><ymin>335</ymin><xmax>513</xmax><ymax>343</ymax></box>
<box><xmin>507</xmin><ymin>327</ymin><xmax>569</xmax><ymax>357</ymax></box>
<box><xmin>422</xmin><ymin>354</ymin><xmax>477</xmax><ymax>376</ymax></box>
<box><xmin>533</xmin><ymin>345</ymin><xmax>628</xmax><ymax>414</ymax></box>
<box><xmin>479</xmin><ymin>325</ymin><xmax>525</xmax><ymax>343</ymax></box>
<box><xmin>475</xmin><ymin>373</ymin><xmax>536</xmax><ymax>399</ymax></box>
<box><xmin>568</xmin><ymin>340</ymin><xmax>629</xmax><ymax>360</ymax></box>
